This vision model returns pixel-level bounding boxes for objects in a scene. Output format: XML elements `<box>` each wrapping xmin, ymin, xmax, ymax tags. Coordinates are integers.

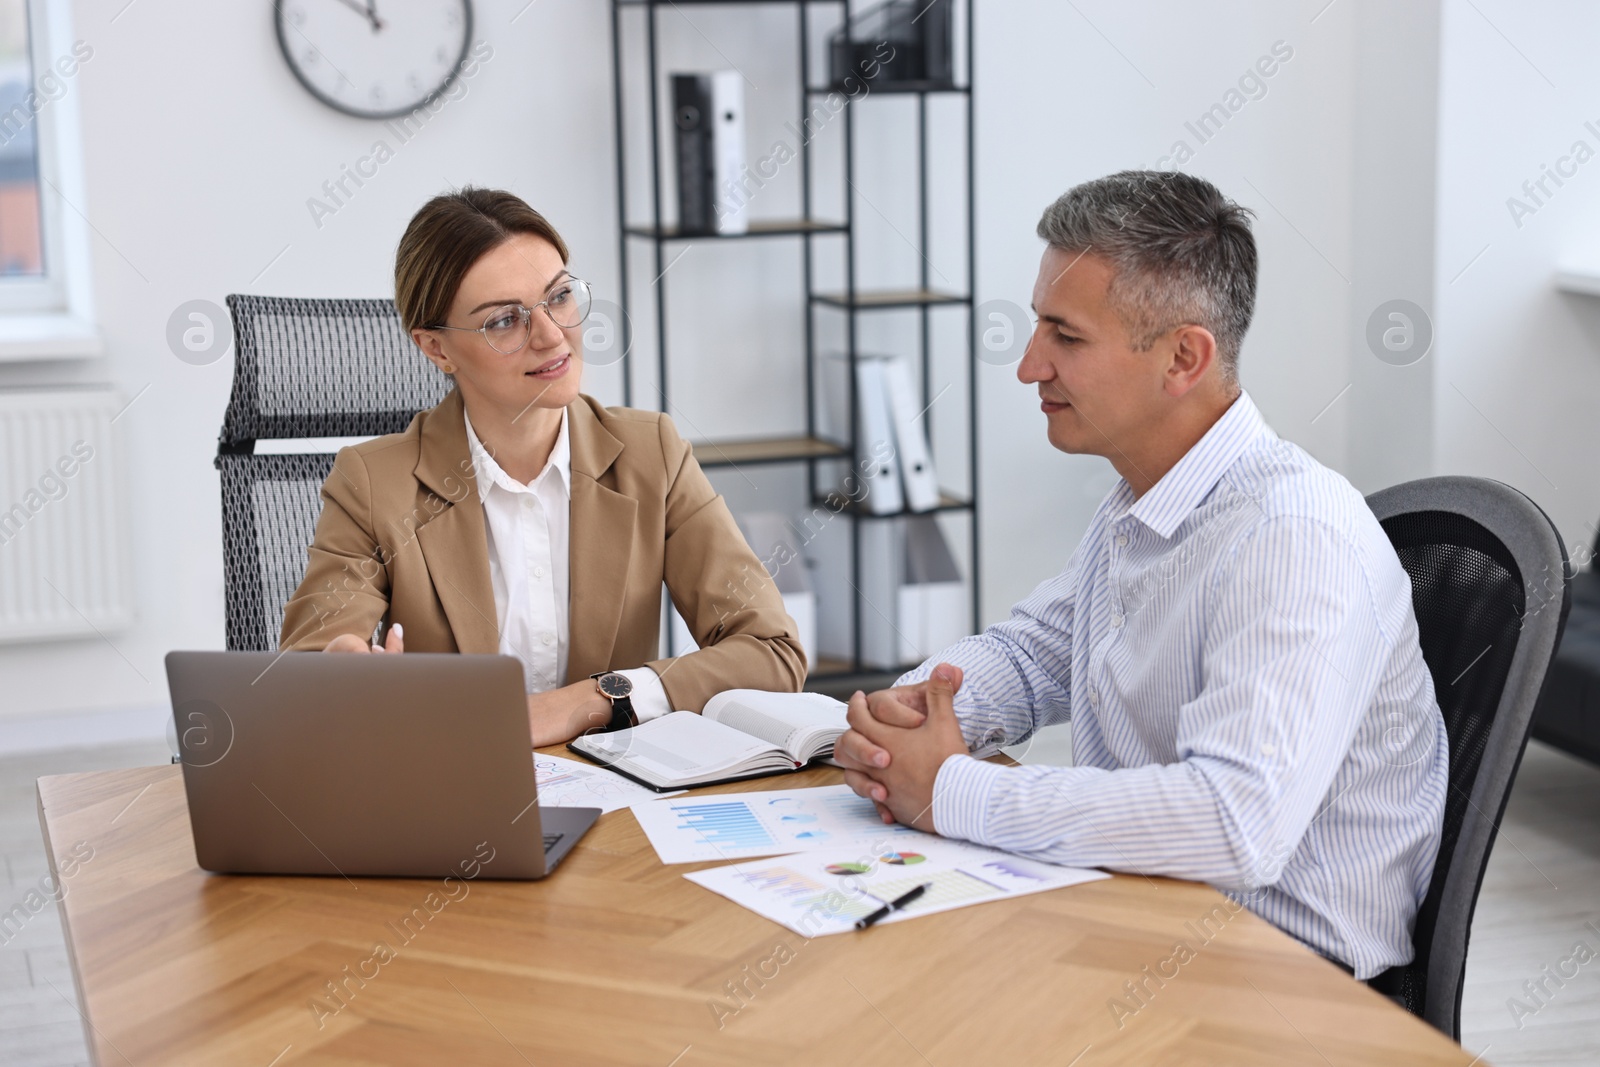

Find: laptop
<box><xmin>164</xmin><ymin>651</ymin><xmax>600</xmax><ymax>879</ymax></box>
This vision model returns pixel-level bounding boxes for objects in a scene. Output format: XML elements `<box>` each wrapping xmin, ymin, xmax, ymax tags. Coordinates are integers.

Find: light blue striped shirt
<box><xmin>905</xmin><ymin>392</ymin><xmax>1448</xmax><ymax>978</ymax></box>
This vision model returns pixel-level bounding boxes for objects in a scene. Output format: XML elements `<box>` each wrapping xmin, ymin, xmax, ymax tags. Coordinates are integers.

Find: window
<box><xmin>0</xmin><ymin>1</ymin><xmax>45</xmax><ymax>278</ymax></box>
<box><xmin>0</xmin><ymin>0</ymin><xmax>97</xmax><ymax>350</ymax></box>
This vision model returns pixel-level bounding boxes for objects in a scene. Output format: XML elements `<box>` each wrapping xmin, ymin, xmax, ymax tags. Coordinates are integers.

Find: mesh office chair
<box><xmin>215</xmin><ymin>295</ymin><xmax>450</xmax><ymax>651</ymax></box>
<box><xmin>1364</xmin><ymin>476</ymin><xmax>1570</xmax><ymax>1039</ymax></box>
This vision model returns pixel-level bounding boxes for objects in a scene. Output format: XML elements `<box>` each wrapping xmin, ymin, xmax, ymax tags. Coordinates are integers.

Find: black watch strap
<box><xmin>606</xmin><ymin>694</ymin><xmax>637</xmax><ymax>732</ymax></box>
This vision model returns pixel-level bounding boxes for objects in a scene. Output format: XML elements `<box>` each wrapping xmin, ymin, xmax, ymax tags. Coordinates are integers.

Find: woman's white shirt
<box><xmin>463</xmin><ymin>406</ymin><xmax>669</xmax><ymax>721</ymax></box>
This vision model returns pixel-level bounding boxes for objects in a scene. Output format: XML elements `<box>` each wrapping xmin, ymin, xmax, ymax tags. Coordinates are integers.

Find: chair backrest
<box><xmin>217</xmin><ymin>452</ymin><xmax>337</xmax><ymax>652</ymax></box>
<box><xmin>219</xmin><ymin>295</ymin><xmax>449</xmax><ymax>451</ymax></box>
<box><xmin>215</xmin><ymin>296</ymin><xmax>450</xmax><ymax>651</ymax></box>
<box><xmin>1365</xmin><ymin>476</ymin><xmax>1571</xmax><ymax>1038</ymax></box>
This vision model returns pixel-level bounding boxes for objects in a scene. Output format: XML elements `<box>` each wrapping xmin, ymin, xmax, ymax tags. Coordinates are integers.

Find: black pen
<box><xmin>854</xmin><ymin>882</ymin><xmax>932</xmax><ymax>930</ymax></box>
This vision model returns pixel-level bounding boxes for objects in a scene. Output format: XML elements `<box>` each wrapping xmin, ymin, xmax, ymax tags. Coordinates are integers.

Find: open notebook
<box><xmin>567</xmin><ymin>690</ymin><xmax>848</xmax><ymax>791</ymax></box>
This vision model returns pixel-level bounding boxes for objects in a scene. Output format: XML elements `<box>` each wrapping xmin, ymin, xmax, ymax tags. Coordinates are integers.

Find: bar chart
<box><xmin>737</xmin><ymin>866</ymin><xmax>825</xmax><ymax>900</ymax></box>
<box><xmin>633</xmin><ymin>785</ymin><xmax>911</xmax><ymax>863</ymax></box>
<box><xmin>668</xmin><ymin>801</ymin><xmax>778</xmax><ymax>853</ymax></box>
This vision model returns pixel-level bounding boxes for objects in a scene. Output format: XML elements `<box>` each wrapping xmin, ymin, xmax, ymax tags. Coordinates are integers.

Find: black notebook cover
<box><xmin>564</xmin><ymin>740</ymin><xmax>825</xmax><ymax>793</ymax></box>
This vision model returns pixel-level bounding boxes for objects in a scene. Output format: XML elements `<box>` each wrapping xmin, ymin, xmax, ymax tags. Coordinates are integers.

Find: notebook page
<box><xmin>579</xmin><ymin>711</ymin><xmax>784</xmax><ymax>781</ymax></box>
<box><xmin>703</xmin><ymin>691</ymin><xmax>848</xmax><ymax>757</ymax></box>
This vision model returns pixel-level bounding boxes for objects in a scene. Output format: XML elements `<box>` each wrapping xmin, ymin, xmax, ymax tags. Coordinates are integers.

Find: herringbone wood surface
<box><xmin>33</xmin><ymin>759</ymin><xmax>1479</xmax><ymax>1066</ymax></box>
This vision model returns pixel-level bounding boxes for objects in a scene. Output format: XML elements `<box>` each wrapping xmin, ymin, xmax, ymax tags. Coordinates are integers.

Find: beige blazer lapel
<box><xmin>565</xmin><ymin>400</ymin><xmax>636</xmax><ymax>683</ymax></box>
<box><xmin>411</xmin><ymin>389</ymin><xmax>500</xmax><ymax>655</ymax></box>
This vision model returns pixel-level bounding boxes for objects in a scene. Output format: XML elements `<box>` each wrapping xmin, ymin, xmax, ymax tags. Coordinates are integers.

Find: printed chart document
<box><xmin>569</xmin><ymin>691</ymin><xmax>848</xmax><ymax>791</ymax></box>
<box><xmin>534</xmin><ymin>754</ymin><xmax>683</xmax><ymax>814</ymax></box>
<box><xmin>686</xmin><ymin>835</ymin><xmax>1110</xmax><ymax>936</ymax></box>
<box><xmin>630</xmin><ymin>783</ymin><xmax>921</xmax><ymax>864</ymax></box>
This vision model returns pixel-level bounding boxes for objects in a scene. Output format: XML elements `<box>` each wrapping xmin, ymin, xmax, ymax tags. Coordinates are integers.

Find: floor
<box><xmin>0</xmin><ymin>736</ymin><xmax>1595</xmax><ymax>1066</ymax></box>
<box><xmin>1455</xmin><ymin>741</ymin><xmax>1600</xmax><ymax>1065</ymax></box>
<box><xmin>0</xmin><ymin>739</ymin><xmax>169</xmax><ymax>1067</ymax></box>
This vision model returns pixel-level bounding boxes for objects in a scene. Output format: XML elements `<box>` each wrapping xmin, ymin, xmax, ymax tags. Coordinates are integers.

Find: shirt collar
<box><xmin>463</xmin><ymin>404</ymin><xmax>571</xmax><ymax>502</ymax></box>
<box><xmin>1120</xmin><ymin>391</ymin><xmax>1274</xmax><ymax>539</ymax></box>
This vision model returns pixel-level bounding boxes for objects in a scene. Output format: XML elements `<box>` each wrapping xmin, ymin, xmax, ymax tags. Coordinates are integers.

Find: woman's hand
<box><xmin>319</xmin><ymin>632</ymin><xmax>613</xmax><ymax>747</ymax></box>
<box><xmin>323</xmin><ymin>624</ymin><xmax>404</xmax><ymax>654</ymax></box>
<box><xmin>527</xmin><ymin>680</ymin><xmax>615</xmax><ymax>747</ymax></box>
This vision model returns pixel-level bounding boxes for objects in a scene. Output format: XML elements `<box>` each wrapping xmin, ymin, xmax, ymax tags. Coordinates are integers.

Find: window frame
<box><xmin>0</xmin><ymin>0</ymin><xmax>99</xmax><ymax>360</ymax></box>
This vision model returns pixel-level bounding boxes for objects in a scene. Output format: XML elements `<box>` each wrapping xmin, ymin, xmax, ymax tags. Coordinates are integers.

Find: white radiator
<box><xmin>0</xmin><ymin>389</ymin><xmax>133</xmax><ymax>642</ymax></box>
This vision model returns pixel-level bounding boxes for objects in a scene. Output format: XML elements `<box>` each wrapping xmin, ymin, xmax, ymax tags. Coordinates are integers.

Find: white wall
<box><xmin>12</xmin><ymin>0</ymin><xmax>1560</xmax><ymax>744</ymax></box>
<box><xmin>1434</xmin><ymin>0</ymin><xmax>1600</xmax><ymax>560</ymax></box>
<box><xmin>1346</xmin><ymin>0</ymin><xmax>1440</xmax><ymax>493</ymax></box>
<box><xmin>975</xmin><ymin>0</ymin><xmax>1355</xmax><ymax>616</ymax></box>
<box><xmin>2</xmin><ymin>0</ymin><xmax>624</xmax><ymax>735</ymax></box>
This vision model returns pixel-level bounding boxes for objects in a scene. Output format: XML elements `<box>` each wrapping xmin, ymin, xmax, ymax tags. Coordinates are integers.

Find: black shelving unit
<box><xmin>610</xmin><ymin>0</ymin><xmax>979</xmax><ymax>685</ymax></box>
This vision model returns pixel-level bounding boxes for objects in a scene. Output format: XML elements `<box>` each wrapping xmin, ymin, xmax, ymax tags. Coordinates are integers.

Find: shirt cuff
<box><xmin>932</xmin><ymin>753</ymin><xmax>1008</xmax><ymax>841</ymax></box>
<box><xmin>618</xmin><ymin>666</ymin><xmax>672</xmax><ymax>723</ymax></box>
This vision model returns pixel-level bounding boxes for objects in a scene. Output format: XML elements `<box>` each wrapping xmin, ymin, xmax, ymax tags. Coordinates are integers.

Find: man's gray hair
<box><xmin>1037</xmin><ymin>171</ymin><xmax>1257</xmax><ymax>382</ymax></box>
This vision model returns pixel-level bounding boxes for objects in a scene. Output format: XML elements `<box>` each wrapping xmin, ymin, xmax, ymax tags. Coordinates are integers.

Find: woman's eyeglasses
<box><xmin>430</xmin><ymin>277</ymin><xmax>594</xmax><ymax>355</ymax></box>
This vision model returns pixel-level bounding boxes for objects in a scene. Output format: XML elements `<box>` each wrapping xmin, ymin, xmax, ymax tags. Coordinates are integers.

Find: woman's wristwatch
<box><xmin>590</xmin><ymin>671</ymin><xmax>639</xmax><ymax>732</ymax></box>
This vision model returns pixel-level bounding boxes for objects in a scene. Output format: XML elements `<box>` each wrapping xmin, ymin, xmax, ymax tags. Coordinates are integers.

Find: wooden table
<box><xmin>36</xmin><ymin>760</ymin><xmax>1482</xmax><ymax>1066</ymax></box>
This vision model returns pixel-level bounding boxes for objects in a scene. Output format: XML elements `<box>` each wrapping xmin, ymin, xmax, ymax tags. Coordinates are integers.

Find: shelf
<box><xmin>813</xmin><ymin>491</ymin><xmax>972</xmax><ymax>518</ymax></box>
<box><xmin>613</xmin><ymin>0</ymin><xmax>980</xmax><ymax>660</ymax></box>
<box><xmin>1555</xmin><ymin>264</ymin><xmax>1600</xmax><ymax>296</ymax></box>
<box><xmin>808</xmin><ymin>657</ymin><xmax>856</xmax><ymax>678</ymax></box>
<box><xmin>618</xmin><ymin>0</ymin><xmax>828</xmax><ymax>6</ymax></box>
<box><xmin>811</xmin><ymin>288</ymin><xmax>970</xmax><ymax>310</ymax></box>
<box><xmin>809</xmin><ymin>82</ymin><xmax>969</xmax><ymax>96</ymax></box>
<box><xmin>626</xmin><ymin>218</ymin><xmax>848</xmax><ymax>242</ymax></box>
<box><xmin>803</xmin><ymin>659</ymin><xmax>917</xmax><ymax>696</ymax></box>
<box><xmin>690</xmin><ymin>434</ymin><xmax>849</xmax><ymax>467</ymax></box>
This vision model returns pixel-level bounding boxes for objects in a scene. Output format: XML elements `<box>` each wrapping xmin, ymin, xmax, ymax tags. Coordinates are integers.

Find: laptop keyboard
<box><xmin>542</xmin><ymin>832</ymin><xmax>564</xmax><ymax>855</ymax></box>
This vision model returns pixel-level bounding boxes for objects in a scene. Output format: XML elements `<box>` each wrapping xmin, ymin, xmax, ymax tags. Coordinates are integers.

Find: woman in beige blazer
<box><xmin>280</xmin><ymin>188</ymin><xmax>805</xmax><ymax>745</ymax></box>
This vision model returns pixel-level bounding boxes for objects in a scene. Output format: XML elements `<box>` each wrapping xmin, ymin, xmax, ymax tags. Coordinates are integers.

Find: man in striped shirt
<box><xmin>836</xmin><ymin>171</ymin><xmax>1448</xmax><ymax>980</ymax></box>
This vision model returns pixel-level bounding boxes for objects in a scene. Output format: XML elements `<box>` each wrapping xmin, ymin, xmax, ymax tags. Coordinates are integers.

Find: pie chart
<box><xmin>880</xmin><ymin>851</ymin><xmax>926</xmax><ymax>865</ymax></box>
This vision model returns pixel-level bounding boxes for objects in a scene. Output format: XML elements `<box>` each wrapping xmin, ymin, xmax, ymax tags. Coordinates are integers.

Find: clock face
<box><xmin>274</xmin><ymin>0</ymin><xmax>473</xmax><ymax>119</ymax></box>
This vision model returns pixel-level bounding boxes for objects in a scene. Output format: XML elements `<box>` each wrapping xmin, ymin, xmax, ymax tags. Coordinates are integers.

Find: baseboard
<box><xmin>0</xmin><ymin>702</ymin><xmax>170</xmax><ymax>756</ymax></box>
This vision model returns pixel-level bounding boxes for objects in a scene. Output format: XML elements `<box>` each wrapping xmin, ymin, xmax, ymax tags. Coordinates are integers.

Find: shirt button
<box><xmin>1260</xmin><ymin>742</ymin><xmax>1277</xmax><ymax>757</ymax></box>
<box><xmin>1111</xmin><ymin>614</ymin><xmax>1124</xmax><ymax>628</ymax></box>
<box><xmin>522</xmin><ymin>497</ymin><xmax>535</xmax><ymax>509</ymax></box>
<box><xmin>1115</xmin><ymin>534</ymin><xmax>1129</xmax><ymax>548</ymax></box>
<box><xmin>1088</xmin><ymin>686</ymin><xmax>1100</xmax><ymax>707</ymax></box>
<box><xmin>534</xmin><ymin>566</ymin><xmax>545</xmax><ymax>579</ymax></box>
<box><xmin>541</xmin><ymin>632</ymin><xmax>554</xmax><ymax>646</ymax></box>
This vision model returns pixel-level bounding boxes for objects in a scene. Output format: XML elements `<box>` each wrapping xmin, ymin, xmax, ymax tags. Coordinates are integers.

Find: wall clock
<box><xmin>274</xmin><ymin>0</ymin><xmax>474</xmax><ymax>119</ymax></box>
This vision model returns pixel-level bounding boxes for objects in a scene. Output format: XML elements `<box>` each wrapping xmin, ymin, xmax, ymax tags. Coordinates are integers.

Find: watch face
<box><xmin>598</xmin><ymin>673</ymin><xmax>633</xmax><ymax>699</ymax></box>
<box><xmin>275</xmin><ymin>0</ymin><xmax>473</xmax><ymax>119</ymax></box>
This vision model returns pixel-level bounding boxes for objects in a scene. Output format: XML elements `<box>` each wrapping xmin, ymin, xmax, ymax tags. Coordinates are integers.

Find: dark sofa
<box><xmin>1530</xmin><ymin>568</ymin><xmax>1600</xmax><ymax>766</ymax></box>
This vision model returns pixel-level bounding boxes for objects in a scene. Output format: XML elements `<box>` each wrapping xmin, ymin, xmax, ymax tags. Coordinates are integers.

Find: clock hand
<box><xmin>366</xmin><ymin>0</ymin><xmax>385</xmax><ymax>32</ymax></box>
<box><xmin>331</xmin><ymin>0</ymin><xmax>381</xmax><ymax>31</ymax></box>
